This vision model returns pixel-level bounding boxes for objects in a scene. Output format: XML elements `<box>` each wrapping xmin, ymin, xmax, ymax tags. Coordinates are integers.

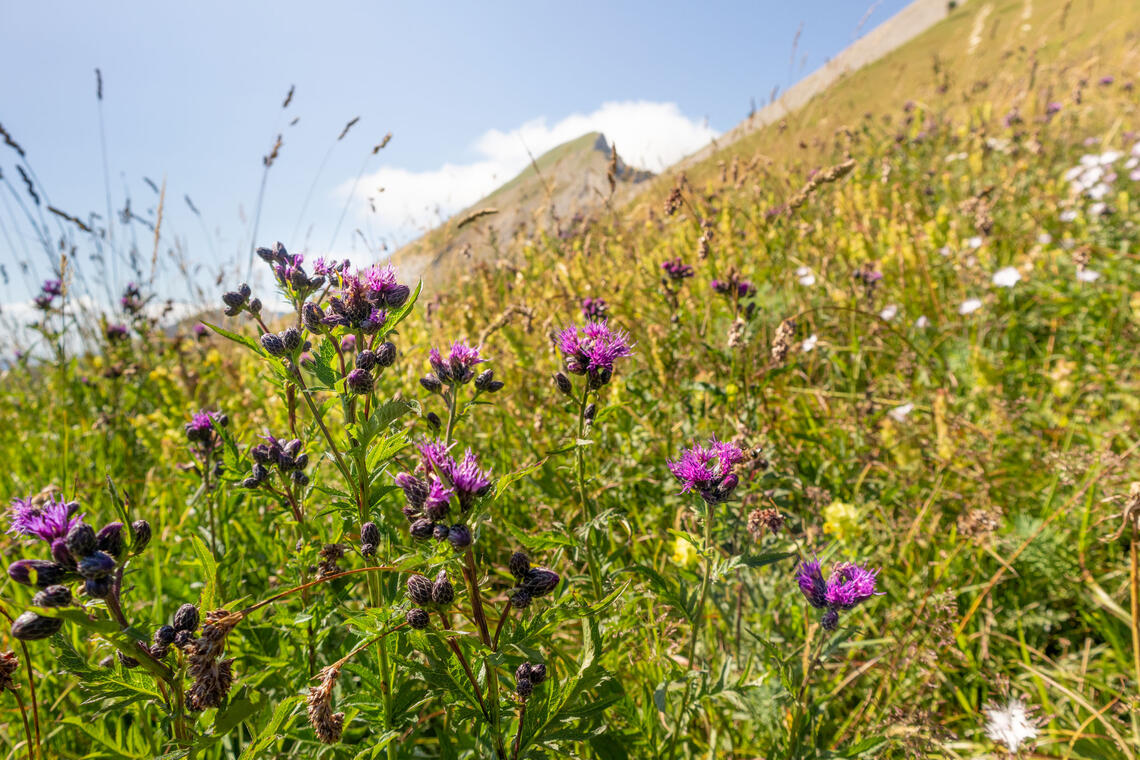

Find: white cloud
<box><xmin>338</xmin><ymin>101</ymin><xmax>718</xmax><ymax>239</ymax></box>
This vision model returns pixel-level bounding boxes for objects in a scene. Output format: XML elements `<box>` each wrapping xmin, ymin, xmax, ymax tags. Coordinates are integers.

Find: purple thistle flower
<box><xmin>105</xmin><ymin>323</ymin><xmax>129</xmax><ymax>342</ymax></box>
<box><xmin>416</xmin><ymin>438</ymin><xmax>455</xmax><ymax>477</ymax></box>
<box><xmin>796</xmin><ymin>557</ymin><xmax>883</xmax><ymax>629</ymax></box>
<box><xmin>429</xmin><ymin>341</ymin><xmax>484</xmax><ymax>385</ymax></box>
<box><xmin>662</xmin><ymin>258</ymin><xmax>694</xmax><ymax>281</ymax></box>
<box><xmin>1045</xmin><ymin>102</ymin><xmax>1063</xmax><ymax>116</ymax></box>
<box><xmin>185</xmin><ymin>410</ymin><xmax>225</xmax><ymax>450</ymax></box>
<box><xmin>667</xmin><ymin>438</ymin><xmax>745</xmax><ymax>504</ymax></box>
<box><xmin>556</xmin><ymin>320</ymin><xmax>633</xmax><ymax>381</ymax></box>
<box><xmin>449</xmin><ymin>449</ymin><xmax>493</xmax><ymax>511</ymax></box>
<box><xmin>7</xmin><ymin>497</ymin><xmax>84</xmax><ymax>544</ymax></box>
<box><xmin>42</xmin><ymin>279</ymin><xmax>63</xmax><ymax>297</ymax></box>
<box><xmin>422</xmin><ymin>478</ymin><xmax>454</xmax><ymax>520</ymax></box>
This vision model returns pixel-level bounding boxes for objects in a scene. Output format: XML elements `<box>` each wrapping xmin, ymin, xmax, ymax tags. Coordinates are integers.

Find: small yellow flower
<box><xmin>823</xmin><ymin>500</ymin><xmax>861</xmax><ymax>541</ymax></box>
<box><xmin>671</xmin><ymin>535</ymin><xmax>698</xmax><ymax>569</ymax></box>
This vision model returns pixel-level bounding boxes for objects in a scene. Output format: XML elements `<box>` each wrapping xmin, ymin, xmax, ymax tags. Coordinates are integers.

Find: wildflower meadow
<box><xmin>2</xmin><ymin>0</ymin><xmax>1140</xmax><ymax>758</ymax></box>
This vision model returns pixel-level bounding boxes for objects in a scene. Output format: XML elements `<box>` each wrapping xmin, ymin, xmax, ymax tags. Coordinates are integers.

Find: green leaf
<box><xmin>203</xmin><ymin>321</ymin><xmax>265</xmax><ymax>357</ymax></box>
<box><xmin>495</xmin><ymin>458</ymin><xmax>547</xmax><ymax>499</ymax></box>
<box><xmin>191</xmin><ymin>535</ymin><xmax>220</xmax><ymax>610</ymax></box>
<box><xmin>238</xmin><ymin>696</ymin><xmax>301</xmax><ymax>760</ymax></box>
<box><xmin>310</xmin><ymin>336</ymin><xmax>339</xmax><ymax>389</ymax></box>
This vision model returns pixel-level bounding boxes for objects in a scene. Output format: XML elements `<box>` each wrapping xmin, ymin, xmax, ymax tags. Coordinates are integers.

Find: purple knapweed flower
<box><xmin>105</xmin><ymin>324</ymin><xmax>129</xmax><ymax>342</ymax></box>
<box><xmin>1045</xmin><ymin>102</ymin><xmax>1063</xmax><ymax>116</ymax></box>
<box><xmin>185</xmin><ymin>409</ymin><xmax>226</xmax><ymax>451</ymax></box>
<box><xmin>42</xmin><ymin>279</ymin><xmax>63</xmax><ymax>297</ymax></box>
<box><xmin>581</xmin><ymin>297</ymin><xmax>608</xmax><ymax>322</ymax></box>
<box><xmin>428</xmin><ymin>341</ymin><xmax>484</xmax><ymax>385</ymax></box>
<box><xmin>416</xmin><ymin>438</ymin><xmax>455</xmax><ymax>477</ymax></box>
<box><xmin>7</xmin><ymin>496</ymin><xmax>83</xmax><ymax>544</ymax></box>
<box><xmin>256</xmin><ymin>242</ymin><xmax>326</xmax><ymax>295</ymax></box>
<box><xmin>120</xmin><ymin>282</ymin><xmax>144</xmax><ymax>315</ymax></box>
<box><xmin>796</xmin><ymin>557</ymin><xmax>883</xmax><ymax>630</ymax></box>
<box><xmin>557</xmin><ymin>320</ymin><xmax>633</xmax><ymax>388</ymax></box>
<box><xmin>667</xmin><ymin>438</ymin><xmax>746</xmax><ymax>505</ymax></box>
<box><xmin>1099</xmin><ymin>75</ymin><xmax>1115</xmax><ymax>86</ymax></box>
<box><xmin>449</xmin><ymin>449</ymin><xmax>493</xmax><ymax>510</ymax></box>
<box><xmin>711</xmin><ymin>278</ymin><xmax>755</xmax><ymax>299</ymax></box>
<box><xmin>662</xmin><ymin>258</ymin><xmax>694</xmax><ymax>281</ymax></box>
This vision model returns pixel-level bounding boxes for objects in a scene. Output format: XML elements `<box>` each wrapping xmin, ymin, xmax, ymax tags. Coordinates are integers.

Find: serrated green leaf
<box><xmin>238</xmin><ymin>695</ymin><xmax>301</xmax><ymax>760</ymax></box>
<box><xmin>204</xmin><ymin>321</ymin><xmax>265</xmax><ymax>357</ymax></box>
<box><xmin>495</xmin><ymin>458</ymin><xmax>547</xmax><ymax>499</ymax></box>
<box><xmin>191</xmin><ymin>535</ymin><xmax>219</xmax><ymax>610</ymax></box>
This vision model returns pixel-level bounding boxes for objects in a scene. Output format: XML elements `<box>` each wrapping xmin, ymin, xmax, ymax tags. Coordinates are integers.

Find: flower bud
<box><xmin>420</xmin><ymin>374</ymin><xmax>443</xmax><ymax>393</ymax></box>
<box><xmin>8</xmin><ymin>560</ymin><xmax>69</xmax><ymax>588</ymax></box>
<box><xmin>396</xmin><ymin>473</ymin><xmax>429</xmax><ymax>508</ymax></box>
<box><xmin>154</xmin><ymin>625</ymin><xmax>176</xmax><ymax>646</ymax></box>
<box><xmin>242</xmin><ymin>476</ymin><xmax>261</xmax><ymax>489</ymax></box>
<box><xmin>375</xmin><ymin>341</ymin><xmax>397</xmax><ymax>367</ymax></box>
<box><xmin>222</xmin><ymin>291</ymin><xmax>245</xmax><ymax>308</ymax></box>
<box><xmin>432</xmin><ymin>523</ymin><xmax>450</xmax><ymax>542</ymax></box>
<box><xmin>406</xmin><ymin>607</ymin><xmax>430</xmax><ymax>629</ymax></box>
<box><xmin>346</xmin><ymin>368</ymin><xmax>374</xmax><ymax>395</ymax></box>
<box><xmin>431</xmin><ymin>570</ymin><xmax>454</xmax><ymax>606</ymax></box>
<box><xmin>84</xmin><ymin>576</ymin><xmax>113</xmax><ymax>598</ymax></box>
<box><xmin>510</xmin><ymin>589</ymin><xmax>532</xmax><ymax>609</ymax></box>
<box><xmin>50</xmin><ymin>538</ymin><xmax>75</xmax><ymax>568</ymax></box>
<box><xmin>260</xmin><ymin>333</ymin><xmax>286</xmax><ymax>356</ymax></box>
<box><xmin>515</xmin><ymin>677</ymin><xmax>533</xmax><ymax>699</ymax></box>
<box><xmin>96</xmin><ymin>522</ymin><xmax>125</xmax><ymax>559</ymax></box>
<box><xmin>361</xmin><ymin>522</ymin><xmax>380</xmax><ymax>547</ymax></box>
<box><xmin>77</xmin><ymin>551</ymin><xmax>116</xmax><ymax>579</ymax></box>
<box><xmin>529</xmin><ymin>663</ymin><xmax>547</xmax><ymax>684</ymax></box>
<box><xmin>131</xmin><ymin>520</ymin><xmax>152</xmax><ymax>553</ymax></box>
<box><xmin>173</xmin><ymin>630</ymin><xmax>196</xmax><ymax>649</ymax></box>
<box><xmin>583</xmin><ymin>403</ymin><xmax>596</xmax><ymax>422</ymax></box>
<box><xmin>11</xmin><ymin>611</ymin><xmax>63</xmax><ymax>641</ymax></box>
<box><xmin>425</xmin><ymin>412</ymin><xmax>442</xmax><ymax>431</ymax></box>
<box><xmin>238</xmin><ymin>283</ymin><xmax>252</xmax><ymax>299</ymax></box>
<box><xmin>447</xmin><ymin>524</ymin><xmax>472</xmax><ymax>551</ymax></box>
<box><xmin>355</xmin><ymin>350</ymin><xmax>378</xmax><ymax>372</ymax></box>
<box><xmin>423</xmin><ymin>498</ymin><xmax>450</xmax><ymax>522</ymax></box>
<box><xmin>173</xmin><ymin>603</ymin><xmax>200</xmax><ymax>632</ymax></box>
<box><xmin>302</xmin><ymin>302</ymin><xmax>326</xmax><ymax>332</ymax></box>
<box><xmin>522</xmin><ymin>567</ymin><xmax>560</xmax><ymax>597</ymax></box>
<box><xmin>406</xmin><ymin>574</ymin><xmax>433</xmax><ymax>606</ymax></box>
<box><xmin>385</xmin><ymin>284</ymin><xmax>411</xmax><ymax>309</ymax></box>
<box><xmin>487</xmin><ymin>380</ymin><xmax>505</xmax><ymax>392</ymax></box>
<box><xmin>150</xmin><ymin>643</ymin><xmax>170</xmax><ymax>659</ymax></box>
<box><xmin>282</xmin><ymin>327</ymin><xmax>302</xmax><ymax>352</ymax></box>
<box><xmin>249</xmin><ymin>298</ymin><xmax>262</xmax><ymax>315</ymax></box>
<box><xmin>65</xmin><ymin>523</ymin><xmax>97</xmax><ymax>557</ymax></box>
<box><xmin>515</xmin><ymin>662</ymin><xmax>533</xmax><ymax>683</ymax></box>
<box><xmin>361</xmin><ymin>543</ymin><xmax>376</xmax><ymax>557</ymax></box>
<box><xmin>474</xmin><ymin>369</ymin><xmax>495</xmax><ymax>391</ymax></box>
<box><xmin>508</xmin><ymin>551</ymin><xmax>531</xmax><ymax>580</ymax></box>
<box><xmin>402</xmin><ymin>505</ymin><xmax>419</xmax><ymax>522</ymax></box>
<box><xmin>821</xmin><ymin>609</ymin><xmax>840</xmax><ymax>631</ymax></box>
<box><xmin>410</xmin><ymin>519</ymin><xmax>435</xmax><ymax>540</ymax></box>
<box><xmin>33</xmin><ymin>585</ymin><xmax>72</xmax><ymax>608</ymax></box>
<box><xmin>554</xmin><ymin>372</ymin><xmax>573</xmax><ymax>396</ymax></box>
<box><xmin>118</xmin><ymin>652</ymin><xmax>139</xmax><ymax>669</ymax></box>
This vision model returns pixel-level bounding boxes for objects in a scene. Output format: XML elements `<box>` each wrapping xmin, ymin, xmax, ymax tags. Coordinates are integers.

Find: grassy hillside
<box><xmin>2</xmin><ymin>0</ymin><xmax>1140</xmax><ymax>758</ymax></box>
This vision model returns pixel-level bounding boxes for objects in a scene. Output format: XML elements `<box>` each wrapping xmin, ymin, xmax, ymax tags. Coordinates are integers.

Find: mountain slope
<box><xmin>389</xmin><ymin>132</ymin><xmax>651</xmax><ymax>288</ymax></box>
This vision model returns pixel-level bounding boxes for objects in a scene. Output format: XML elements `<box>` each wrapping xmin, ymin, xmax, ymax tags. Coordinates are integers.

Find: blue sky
<box><xmin>0</xmin><ymin>0</ymin><xmax>910</xmax><ymax>306</ymax></box>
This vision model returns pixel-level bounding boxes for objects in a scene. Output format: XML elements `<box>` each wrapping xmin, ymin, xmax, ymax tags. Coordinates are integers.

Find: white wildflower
<box><xmin>991</xmin><ymin>267</ymin><xmax>1021</xmax><ymax>288</ymax></box>
<box><xmin>801</xmin><ymin>334</ymin><xmax>818</xmax><ymax>353</ymax></box>
<box><xmin>1089</xmin><ymin>202</ymin><xmax>1107</xmax><ymax>216</ymax></box>
<box><xmin>1059</xmin><ymin>209</ymin><xmax>1078</xmax><ymax>222</ymax></box>
<box><xmin>966</xmin><ymin>236</ymin><xmax>984</xmax><ymax>249</ymax></box>
<box><xmin>888</xmin><ymin>403</ymin><xmax>915</xmax><ymax>423</ymax></box>
<box><xmin>1086</xmin><ymin>182</ymin><xmax>1111</xmax><ymax>200</ymax></box>
<box><xmin>1098</xmin><ymin>149</ymin><xmax>1122</xmax><ymax>164</ymax></box>
<box><xmin>879</xmin><ymin>304</ymin><xmax>899</xmax><ymax>321</ymax></box>
<box><xmin>1076</xmin><ymin>269</ymin><xmax>1101</xmax><ymax>282</ymax></box>
<box><xmin>795</xmin><ymin>266</ymin><xmax>816</xmax><ymax>287</ymax></box>
<box><xmin>914</xmin><ymin>315</ymin><xmax>930</xmax><ymax>328</ymax></box>
<box><xmin>1036</xmin><ymin>232</ymin><xmax>1052</xmax><ymax>245</ymax></box>
<box><xmin>983</xmin><ymin>698</ymin><xmax>1039</xmax><ymax>753</ymax></box>
<box><xmin>959</xmin><ymin>298</ymin><xmax>983</xmax><ymax>315</ymax></box>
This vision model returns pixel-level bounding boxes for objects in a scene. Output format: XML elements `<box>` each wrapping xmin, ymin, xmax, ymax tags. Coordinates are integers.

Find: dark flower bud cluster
<box><xmin>473</xmin><ymin>369</ymin><xmax>504</xmax><ymax>393</ymax></box>
<box><xmin>0</xmin><ymin>650</ymin><xmax>18</xmax><ymax>692</ymax></box>
<box><xmin>316</xmin><ymin>262</ymin><xmax>408</xmax><ymax>333</ymax></box>
<box><xmin>316</xmin><ymin>544</ymin><xmax>345</xmax><ymax>578</ymax></box>
<box><xmin>581</xmin><ymin>297</ymin><xmax>608</xmax><ymax>322</ymax></box>
<box><xmin>661</xmin><ymin>257</ymin><xmax>695</xmax><ymax>281</ymax></box>
<box><xmin>6</xmin><ymin>494</ymin><xmax>153</xmax><ymax>641</ymax></box>
<box><xmin>260</xmin><ymin>327</ymin><xmax>306</xmax><ymax>358</ymax></box>
<box><xmin>711</xmin><ymin>271</ymin><xmax>755</xmax><ymax>300</ymax></box>
<box><xmin>243</xmin><ymin>435</ymin><xmax>310</xmax><ymax>489</ymax></box>
<box><xmin>360</xmin><ymin>521</ymin><xmax>380</xmax><ymax>557</ymax></box>
<box><xmin>404</xmin><ymin>570</ymin><xmax>456</xmax><ymax>628</ymax></box>
<box><xmin>256</xmin><ymin>242</ymin><xmax>326</xmax><ymax>298</ymax></box>
<box><xmin>185</xmin><ymin>609</ymin><xmax>241</xmax><ymax>711</ymax></box>
<box><xmin>221</xmin><ymin>283</ymin><xmax>260</xmax><ymax>318</ymax></box>
<box><xmin>506</xmin><ymin>551</ymin><xmax>561</xmax><ymax>609</ymax></box>
<box><xmin>105</xmin><ymin>323</ymin><xmax>129</xmax><ymax>342</ymax></box>
<box><xmin>514</xmin><ymin>661</ymin><xmax>548</xmax><ymax>700</ymax></box>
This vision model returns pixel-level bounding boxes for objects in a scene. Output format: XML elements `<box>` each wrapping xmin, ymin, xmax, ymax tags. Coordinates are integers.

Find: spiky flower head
<box><xmin>185</xmin><ymin>410</ymin><xmax>226</xmax><ymax>449</ymax></box>
<box><xmin>667</xmin><ymin>438</ymin><xmax>746</xmax><ymax>504</ymax></box>
<box><xmin>449</xmin><ymin>449</ymin><xmax>493</xmax><ymax>511</ymax></box>
<box><xmin>581</xmin><ymin>297</ymin><xmax>608</xmax><ymax>322</ymax></box>
<box><xmin>556</xmin><ymin>320</ymin><xmax>633</xmax><ymax>385</ymax></box>
<box><xmin>7</xmin><ymin>496</ymin><xmax>83</xmax><ymax>544</ymax></box>
<box><xmin>662</xmin><ymin>258</ymin><xmax>694</xmax><ymax>281</ymax></box>
<box><xmin>429</xmin><ymin>341</ymin><xmax>484</xmax><ymax>385</ymax></box>
<box><xmin>983</xmin><ymin>697</ymin><xmax>1040</xmax><ymax>753</ymax></box>
<box><xmin>796</xmin><ymin>557</ymin><xmax>883</xmax><ymax>629</ymax></box>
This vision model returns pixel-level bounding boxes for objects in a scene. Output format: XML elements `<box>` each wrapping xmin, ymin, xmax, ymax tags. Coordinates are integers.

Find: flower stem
<box><xmin>666</xmin><ymin>499</ymin><xmax>715</xmax><ymax>760</ymax></box>
<box><xmin>12</xmin><ymin>689</ymin><xmax>35</xmax><ymax>760</ymax></box>
<box><xmin>462</xmin><ymin>548</ymin><xmax>506</xmax><ymax>759</ymax></box>
<box><xmin>1131</xmin><ymin>523</ymin><xmax>1140</xmax><ymax>702</ymax></box>
<box><xmin>575</xmin><ymin>382</ymin><xmax>603</xmax><ymax>598</ymax></box>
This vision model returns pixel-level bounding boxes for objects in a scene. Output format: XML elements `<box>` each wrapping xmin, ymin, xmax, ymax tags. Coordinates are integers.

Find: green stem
<box><xmin>12</xmin><ymin>690</ymin><xmax>34</xmax><ymax>760</ymax></box>
<box><xmin>666</xmin><ymin>500</ymin><xmax>715</xmax><ymax>760</ymax></box>
<box><xmin>291</xmin><ymin>366</ymin><xmax>354</xmax><ymax>487</ymax></box>
<box><xmin>574</xmin><ymin>382</ymin><xmax>603</xmax><ymax>598</ymax></box>
<box><xmin>463</xmin><ymin>549</ymin><xmax>506</xmax><ymax>759</ymax></box>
